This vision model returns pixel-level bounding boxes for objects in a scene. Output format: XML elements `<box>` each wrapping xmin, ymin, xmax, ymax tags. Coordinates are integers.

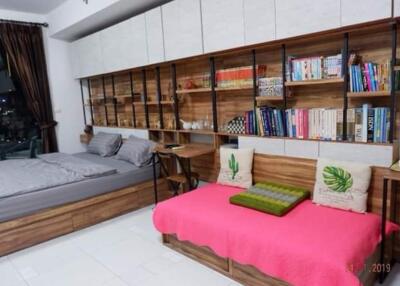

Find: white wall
<box><xmin>43</xmin><ymin>35</ymin><xmax>86</xmax><ymax>153</ymax></box>
<box><xmin>0</xmin><ymin>9</ymin><xmax>45</xmax><ymax>22</ymax></box>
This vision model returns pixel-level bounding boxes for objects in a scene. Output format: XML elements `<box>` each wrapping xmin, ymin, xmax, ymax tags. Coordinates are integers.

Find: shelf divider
<box><xmin>142</xmin><ymin>69</ymin><xmax>150</xmax><ymax>129</ymax></box>
<box><xmin>129</xmin><ymin>71</ymin><xmax>137</xmax><ymax>128</ymax></box>
<box><xmin>156</xmin><ymin>66</ymin><xmax>164</xmax><ymax>129</ymax></box>
<box><xmin>102</xmin><ymin>76</ymin><xmax>109</xmax><ymax>127</ymax></box>
<box><xmin>210</xmin><ymin>57</ymin><xmax>218</xmax><ymax>133</ymax></box>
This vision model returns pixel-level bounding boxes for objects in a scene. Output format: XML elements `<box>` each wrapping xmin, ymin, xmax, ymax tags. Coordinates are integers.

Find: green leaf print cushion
<box><xmin>313</xmin><ymin>158</ymin><xmax>371</xmax><ymax>213</ymax></box>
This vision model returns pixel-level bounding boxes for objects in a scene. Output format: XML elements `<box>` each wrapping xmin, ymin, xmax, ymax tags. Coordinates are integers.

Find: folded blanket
<box><xmin>230</xmin><ymin>181</ymin><xmax>310</xmax><ymax>216</ymax></box>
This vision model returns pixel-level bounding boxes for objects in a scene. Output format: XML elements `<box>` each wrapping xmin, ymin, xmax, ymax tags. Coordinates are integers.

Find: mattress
<box><xmin>153</xmin><ymin>183</ymin><xmax>399</xmax><ymax>286</ymax></box>
<box><xmin>0</xmin><ymin>152</ymin><xmax>157</xmax><ymax>222</ymax></box>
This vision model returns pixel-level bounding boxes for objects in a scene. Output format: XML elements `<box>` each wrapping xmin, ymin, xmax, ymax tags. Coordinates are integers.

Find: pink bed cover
<box><xmin>153</xmin><ymin>183</ymin><xmax>399</xmax><ymax>286</ymax></box>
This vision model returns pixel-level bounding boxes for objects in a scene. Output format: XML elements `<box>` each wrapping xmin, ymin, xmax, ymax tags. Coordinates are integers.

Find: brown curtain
<box><xmin>0</xmin><ymin>23</ymin><xmax>58</xmax><ymax>153</ymax></box>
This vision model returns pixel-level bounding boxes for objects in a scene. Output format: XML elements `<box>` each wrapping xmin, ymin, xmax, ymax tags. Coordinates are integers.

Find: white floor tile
<box><xmin>25</xmin><ymin>255</ymin><xmax>115</xmax><ymax>286</ymax></box>
<box><xmin>0</xmin><ymin>257</ymin><xmax>27</xmax><ymax>286</ymax></box>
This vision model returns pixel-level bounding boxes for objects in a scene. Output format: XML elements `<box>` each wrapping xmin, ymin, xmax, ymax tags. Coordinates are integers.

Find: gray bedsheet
<box><xmin>0</xmin><ymin>153</ymin><xmax>117</xmax><ymax>199</ymax></box>
<box><xmin>0</xmin><ymin>152</ymin><xmax>158</xmax><ymax>222</ymax></box>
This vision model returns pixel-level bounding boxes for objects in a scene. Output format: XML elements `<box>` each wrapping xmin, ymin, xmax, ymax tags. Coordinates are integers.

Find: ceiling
<box><xmin>0</xmin><ymin>0</ymin><xmax>68</xmax><ymax>14</ymax></box>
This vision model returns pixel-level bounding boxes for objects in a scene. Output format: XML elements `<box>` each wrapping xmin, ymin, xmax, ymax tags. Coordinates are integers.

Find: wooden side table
<box><xmin>152</xmin><ymin>143</ymin><xmax>215</xmax><ymax>203</ymax></box>
<box><xmin>379</xmin><ymin>170</ymin><xmax>400</xmax><ymax>283</ymax></box>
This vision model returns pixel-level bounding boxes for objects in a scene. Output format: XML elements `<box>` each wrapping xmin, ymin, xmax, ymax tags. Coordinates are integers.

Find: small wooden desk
<box><xmin>152</xmin><ymin>143</ymin><xmax>215</xmax><ymax>203</ymax></box>
<box><xmin>380</xmin><ymin>170</ymin><xmax>400</xmax><ymax>283</ymax></box>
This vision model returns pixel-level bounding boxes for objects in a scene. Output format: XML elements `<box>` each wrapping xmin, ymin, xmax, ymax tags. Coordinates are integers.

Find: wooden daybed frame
<box><xmin>160</xmin><ymin>153</ymin><xmax>398</xmax><ymax>286</ymax></box>
<box><xmin>0</xmin><ymin>178</ymin><xmax>170</xmax><ymax>256</ymax></box>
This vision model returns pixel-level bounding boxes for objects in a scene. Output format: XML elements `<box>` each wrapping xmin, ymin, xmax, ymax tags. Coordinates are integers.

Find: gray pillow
<box><xmin>87</xmin><ymin>132</ymin><xmax>122</xmax><ymax>157</ymax></box>
<box><xmin>115</xmin><ymin>136</ymin><xmax>156</xmax><ymax>166</ymax></box>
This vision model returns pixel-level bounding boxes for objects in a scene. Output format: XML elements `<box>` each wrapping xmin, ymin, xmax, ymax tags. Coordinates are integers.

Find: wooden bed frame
<box><xmin>163</xmin><ymin>234</ymin><xmax>379</xmax><ymax>286</ymax></box>
<box><xmin>162</xmin><ymin>153</ymin><xmax>397</xmax><ymax>286</ymax></box>
<box><xmin>0</xmin><ymin>178</ymin><xmax>170</xmax><ymax>256</ymax></box>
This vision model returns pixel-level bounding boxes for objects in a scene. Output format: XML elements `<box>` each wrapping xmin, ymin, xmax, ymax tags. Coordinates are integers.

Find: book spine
<box><xmin>367</xmin><ymin>108</ymin><xmax>374</xmax><ymax>142</ymax></box>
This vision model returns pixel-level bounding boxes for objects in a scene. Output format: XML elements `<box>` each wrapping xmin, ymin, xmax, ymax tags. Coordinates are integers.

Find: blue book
<box><xmin>381</xmin><ymin>108</ymin><xmax>386</xmax><ymax>143</ymax></box>
<box><xmin>368</xmin><ymin>63</ymin><xmax>375</xmax><ymax>91</ymax></box>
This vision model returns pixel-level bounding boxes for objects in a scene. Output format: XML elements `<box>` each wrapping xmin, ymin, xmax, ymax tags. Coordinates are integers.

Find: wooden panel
<box><xmin>275</xmin><ymin>0</ymin><xmax>340</xmax><ymax>39</ymax></box>
<box><xmin>162</xmin><ymin>0</ymin><xmax>203</xmax><ymax>61</ymax></box>
<box><xmin>163</xmin><ymin>234</ymin><xmax>229</xmax><ymax>273</ymax></box>
<box><xmin>145</xmin><ymin>7</ymin><xmax>165</xmax><ymax>64</ymax></box>
<box><xmin>0</xmin><ymin>214</ymin><xmax>73</xmax><ymax>256</ymax></box>
<box><xmin>232</xmin><ymin>261</ymin><xmax>289</xmax><ymax>286</ymax></box>
<box><xmin>0</xmin><ymin>179</ymin><xmax>170</xmax><ymax>256</ymax></box>
<box><xmin>201</xmin><ymin>0</ymin><xmax>245</xmax><ymax>53</ymax></box>
<box><xmin>243</xmin><ymin>0</ymin><xmax>275</xmax><ymax>45</ymax></box>
<box><xmin>341</xmin><ymin>0</ymin><xmax>392</xmax><ymax>27</ymax></box>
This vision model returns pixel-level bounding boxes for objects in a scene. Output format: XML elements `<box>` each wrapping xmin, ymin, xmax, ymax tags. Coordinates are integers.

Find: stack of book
<box><xmin>287</xmin><ymin>54</ymin><xmax>342</xmax><ymax>81</ymax></box>
<box><xmin>244</xmin><ymin>110</ymin><xmax>257</xmax><ymax>135</ymax></box>
<box><xmin>242</xmin><ymin>104</ymin><xmax>390</xmax><ymax>143</ymax></box>
<box><xmin>284</xmin><ymin>108</ymin><xmax>342</xmax><ymax>141</ymax></box>
<box><xmin>258</xmin><ymin>77</ymin><xmax>283</xmax><ymax>97</ymax></box>
<box><xmin>255</xmin><ymin>107</ymin><xmax>286</xmax><ymax>137</ymax></box>
<box><xmin>347</xmin><ymin>105</ymin><xmax>390</xmax><ymax>143</ymax></box>
<box><xmin>348</xmin><ymin>54</ymin><xmax>390</xmax><ymax>92</ymax></box>
<box><xmin>215</xmin><ymin>65</ymin><xmax>266</xmax><ymax>89</ymax></box>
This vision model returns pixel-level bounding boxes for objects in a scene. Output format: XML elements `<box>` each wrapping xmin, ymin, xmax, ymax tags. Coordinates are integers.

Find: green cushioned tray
<box><xmin>229</xmin><ymin>181</ymin><xmax>310</xmax><ymax>216</ymax></box>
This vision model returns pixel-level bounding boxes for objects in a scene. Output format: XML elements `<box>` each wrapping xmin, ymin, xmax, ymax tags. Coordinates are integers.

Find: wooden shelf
<box><xmin>146</xmin><ymin>101</ymin><xmax>174</xmax><ymax>106</ymax></box>
<box><xmin>177</xmin><ymin>129</ymin><xmax>215</xmax><ymax>135</ymax></box>
<box><xmin>114</xmin><ymin>95</ymin><xmax>132</xmax><ymax>99</ymax></box>
<box><xmin>176</xmin><ymin>88</ymin><xmax>211</xmax><ymax>94</ymax></box>
<box><xmin>256</xmin><ymin>96</ymin><xmax>284</xmax><ymax>102</ymax></box>
<box><xmin>347</xmin><ymin>91</ymin><xmax>391</xmax><ymax>98</ymax></box>
<box><xmin>394</xmin><ymin>66</ymin><xmax>400</xmax><ymax>71</ymax></box>
<box><xmin>132</xmin><ymin>102</ymin><xmax>145</xmax><ymax>106</ymax></box>
<box><xmin>215</xmin><ymin>86</ymin><xmax>253</xmax><ymax>92</ymax></box>
<box><xmin>285</xmin><ymin>78</ymin><xmax>344</xmax><ymax>87</ymax></box>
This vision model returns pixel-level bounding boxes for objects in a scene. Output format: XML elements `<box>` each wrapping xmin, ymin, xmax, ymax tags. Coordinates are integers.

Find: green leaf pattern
<box><xmin>323</xmin><ymin>165</ymin><xmax>353</xmax><ymax>193</ymax></box>
<box><xmin>229</xmin><ymin>153</ymin><xmax>239</xmax><ymax>180</ymax></box>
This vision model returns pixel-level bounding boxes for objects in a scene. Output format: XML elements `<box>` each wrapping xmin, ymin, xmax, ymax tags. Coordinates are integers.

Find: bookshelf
<box><xmin>81</xmin><ymin>20</ymin><xmax>399</xmax><ymax>148</ymax></box>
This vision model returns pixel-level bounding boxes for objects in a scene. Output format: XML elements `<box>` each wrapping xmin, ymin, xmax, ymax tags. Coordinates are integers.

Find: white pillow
<box><xmin>217</xmin><ymin>148</ymin><xmax>254</xmax><ymax>189</ymax></box>
<box><xmin>313</xmin><ymin>158</ymin><xmax>371</xmax><ymax>213</ymax></box>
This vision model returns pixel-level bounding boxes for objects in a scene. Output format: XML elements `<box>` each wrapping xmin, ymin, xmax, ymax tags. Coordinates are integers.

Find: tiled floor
<box><xmin>1</xmin><ymin>206</ymin><xmax>399</xmax><ymax>286</ymax></box>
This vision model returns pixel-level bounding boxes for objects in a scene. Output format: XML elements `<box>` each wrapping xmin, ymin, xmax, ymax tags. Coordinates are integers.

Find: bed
<box><xmin>0</xmin><ymin>152</ymin><xmax>156</xmax><ymax>222</ymax></box>
<box><xmin>153</xmin><ymin>183</ymin><xmax>398</xmax><ymax>286</ymax></box>
<box><xmin>0</xmin><ymin>152</ymin><xmax>170</xmax><ymax>256</ymax></box>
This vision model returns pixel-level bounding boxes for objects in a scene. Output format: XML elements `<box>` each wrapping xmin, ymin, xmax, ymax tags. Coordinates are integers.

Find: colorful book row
<box><xmin>287</xmin><ymin>54</ymin><xmax>342</xmax><ymax>82</ymax></box>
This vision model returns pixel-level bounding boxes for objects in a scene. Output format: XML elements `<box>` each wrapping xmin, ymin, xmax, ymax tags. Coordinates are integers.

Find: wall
<box><xmin>43</xmin><ymin>35</ymin><xmax>86</xmax><ymax>153</ymax></box>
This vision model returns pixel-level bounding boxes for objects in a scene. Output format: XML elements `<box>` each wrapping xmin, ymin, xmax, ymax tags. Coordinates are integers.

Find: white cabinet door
<box><xmin>341</xmin><ymin>0</ymin><xmax>392</xmax><ymax>26</ymax></box>
<box><xmin>276</xmin><ymin>0</ymin><xmax>340</xmax><ymax>39</ymax></box>
<box><xmin>100</xmin><ymin>14</ymin><xmax>148</xmax><ymax>73</ymax></box>
<box><xmin>145</xmin><ymin>7</ymin><xmax>165</xmax><ymax>64</ymax></box>
<box><xmin>75</xmin><ymin>33</ymin><xmax>104</xmax><ymax>78</ymax></box>
<box><xmin>201</xmin><ymin>0</ymin><xmax>244</xmax><ymax>53</ymax></box>
<box><xmin>162</xmin><ymin>0</ymin><xmax>203</xmax><ymax>61</ymax></box>
<box><xmin>243</xmin><ymin>0</ymin><xmax>275</xmax><ymax>45</ymax></box>
<box><xmin>395</xmin><ymin>0</ymin><xmax>400</xmax><ymax>17</ymax></box>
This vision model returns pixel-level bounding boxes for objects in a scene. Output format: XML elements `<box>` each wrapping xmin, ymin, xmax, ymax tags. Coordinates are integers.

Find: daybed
<box><xmin>154</xmin><ymin>183</ymin><xmax>397</xmax><ymax>286</ymax></box>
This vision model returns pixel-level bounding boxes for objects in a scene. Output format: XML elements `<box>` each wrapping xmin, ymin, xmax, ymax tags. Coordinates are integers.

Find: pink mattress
<box><xmin>153</xmin><ymin>183</ymin><xmax>398</xmax><ymax>286</ymax></box>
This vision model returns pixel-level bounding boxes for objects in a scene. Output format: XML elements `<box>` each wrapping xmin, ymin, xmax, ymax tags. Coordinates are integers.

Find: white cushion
<box><xmin>217</xmin><ymin>148</ymin><xmax>254</xmax><ymax>189</ymax></box>
<box><xmin>313</xmin><ymin>158</ymin><xmax>371</xmax><ymax>213</ymax></box>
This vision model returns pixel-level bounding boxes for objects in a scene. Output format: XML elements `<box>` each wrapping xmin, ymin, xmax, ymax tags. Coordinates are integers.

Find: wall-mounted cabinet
<box><xmin>243</xmin><ymin>0</ymin><xmax>276</xmax><ymax>45</ymax></box>
<box><xmin>162</xmin><ymin>0</ymin><xmax>203</xmax><ymax>61</ymax></box>
<box><xmin>100</xmin><ymin>15</ymin><xmax>148</xmax><ymax>74</ymax></box>
<box><xmin>201</xmin><ymin>0</ymin><xmax>245</xmax><ymax>53</ymax></box>
<box><xmin>275</xmin><ymin>0</ymin><xmax>340</xmax><ymax>39</ymax></box>
<box><xmin>145</xmin><ymin>7</ymin><xmax>165</xmax><ymax>64</ymax></box>
<box><xmin>72</xmin><ymin>33</ymin><xmax>104</xmax><ymax>78</ymax></box>
<box><xmin>341</xmin><ymin>0</ymin><xmax>392</xmax><ymax>26</ymax></box>
<box><xmin>396</xmin><ymin>0</ymin><xmax>400</xmax><ymax>17</ymax></box>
